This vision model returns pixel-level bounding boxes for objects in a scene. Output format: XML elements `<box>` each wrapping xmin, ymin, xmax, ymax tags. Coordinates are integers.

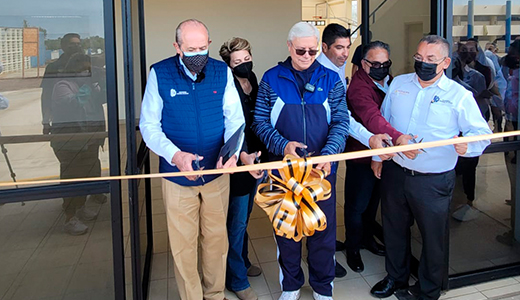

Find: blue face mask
<box><xmin>182</xmin><ymin>49</ymin><xmax>209</xmax><ymax>73</ymax></box>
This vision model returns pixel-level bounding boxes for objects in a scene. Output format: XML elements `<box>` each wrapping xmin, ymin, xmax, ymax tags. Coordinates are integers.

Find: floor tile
<box><xmin>332</xmin><ymin>277</ymin><xmax>372</xmax><ymax>299</ymax></box>
<box><xmin>248</xmin><ymin>217</ymin><xmax>274</xmax><ymax>240</ymax></box>
<box><xmin>440</xmin><ymin>286</ymin><xmax>479</xmax><ymax>299</ymax></box>
<box><xmin>249</xmin><ymin>273</ymin><xmax>271</xmax><ymax>296</ymax></box>
<box><xmin>251</xmin><ymin>237</ymin><xmax>277</xmax><ymax>263</ymax></box>
<box><xmin>441</xmin><ymin>292</ymin><xmax>486</xmax><ymax>300</ymax></box>
<box><xmin>150</xmin><ymin>253</ymin><xmax>168</xmax><ymax>281</ymax></box>
<box><xmin>0</xmin><ymin>249</ymin><xmax>34</xmax><ymax>276</ymax></box>
<box><xmin>148</xmin><ymin>279</ymin><xmax>168</xmax><ymax>299</ymax></box>
<box><xmin>481</xmin><ymin>283</ymin><xmax>520</xmax><ymax>298</ymax></box>
<box><xmin>0</xmin><ymin>274</ymin><xmax>16</xmax><ymax>299</ymax></box>
<box><xmin>473</xmin><ymin>278</ymin><xmax>518</xmax><ymax>292</ymax></box>
<box><xmin>23</xmin><ymin>244</ymin><xmax>83</xmax><ymax>271</ymax></box>
<box><xmin>66</xmin><ymin>261</ymin><xmax>114</xmax><ymax>293</ymax></box>
<box><xmin>8</xmin><ymin>266</ymin><xmax>74</xmax><ymax>300</ymax></box>
<box><xmin>167</xmin><ymin>278</ymin><xmax>181</xmax><ymax>300</ymax></box>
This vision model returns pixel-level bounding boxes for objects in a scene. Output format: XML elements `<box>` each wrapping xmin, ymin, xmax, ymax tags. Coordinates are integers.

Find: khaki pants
<box><xmin>162</xmin><ymin>174</ymin><xmax>230</xmax><ymax>300</ymax></box>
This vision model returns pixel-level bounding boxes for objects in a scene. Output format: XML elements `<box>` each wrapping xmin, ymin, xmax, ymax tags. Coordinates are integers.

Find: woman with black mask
<box><xmin>219</xmin><ymin>37</ymin><xmax>267</xmax><ymax>300</ymax></box>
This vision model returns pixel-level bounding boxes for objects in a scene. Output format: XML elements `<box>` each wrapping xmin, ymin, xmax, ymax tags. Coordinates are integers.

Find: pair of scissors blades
<box><xmin>194</xmin><ymin>154</ymin><xmax>205</xmax><ymax>184</ymax></box>
<box><xmin>381</xmin><ymin>137</ymin><xmax>405</xmax><ymax>159</ymax></box>
<box><xmin>408</xmin><ymin>134</ymin><xmax>427</xmax><ymax>153</ymax></box>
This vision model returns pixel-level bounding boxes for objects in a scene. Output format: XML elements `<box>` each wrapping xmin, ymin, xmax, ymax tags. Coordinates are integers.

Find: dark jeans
<box><xmin>275</xmin><ymin>173</ymin><xmax>337</xmax><ymax>296</ymax></box>
<box><xmin>225</xmin><ymin>181</ymin><xmax>259</xmax><ymax>292</ymax></box>
<box><xmin>381</xmin><ymin>161</ymin><xmax>455</xmax><ymax>300</ymax></box>
<box><xmin>344</xmin><ymin>161</ymin><xmax>381</xmax><ymax>252</ymax></box>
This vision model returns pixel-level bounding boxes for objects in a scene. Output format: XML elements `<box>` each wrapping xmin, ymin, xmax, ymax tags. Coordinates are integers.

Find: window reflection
<box><xmin>0</xmin><ymin>7</ymin><xmax>108</xmax><ymax>188</ymax></box>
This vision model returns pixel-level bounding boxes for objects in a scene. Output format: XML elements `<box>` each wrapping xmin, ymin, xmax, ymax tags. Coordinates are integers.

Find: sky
<box><xmin>0</xmin><ymin>0</ymin><xmax>104</xmax><ymax>39</ymax></box>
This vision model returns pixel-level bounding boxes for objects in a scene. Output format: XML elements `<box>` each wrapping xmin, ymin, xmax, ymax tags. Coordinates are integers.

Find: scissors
<box><xmin>381</xmin><ymin>137</ymin><xmax>405</xmax><ymax>159</ymax></box>
<box><xmin>194</xmin><ymin>154</ymin><xmax>205</xmax><ymax>184</ymax></box>
<box><xmin>299</xmin><ymin>144</ymin><xmax>315</xmax><ymax>158</ymax></box>
<box><xmin>408</xmin><ymin>134</ymin><xmax>427</xmax><ymax>153</ymax></box>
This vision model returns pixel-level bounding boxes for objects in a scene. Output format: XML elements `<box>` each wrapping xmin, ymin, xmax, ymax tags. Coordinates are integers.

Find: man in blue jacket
<box><xmin>253</xmin><ymin>22</ymin><xmax>349</xmax><ymax>300</ymax></box>
<box><xmin>140</xmin><ymin>19</ymin><xmax>244</xmax><ymax>300</ymax></box>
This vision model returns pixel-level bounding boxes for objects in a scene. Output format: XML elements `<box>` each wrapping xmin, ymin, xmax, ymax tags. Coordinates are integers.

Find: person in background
<box><xmin>51</xmin><ymin>53</ymin><xmax>106</xmax><ymax>235</ymax></box>
<box><xmin>219</xmin><ymin>37</ymin><xmax>266</xmax><ymax>300</ymax></box>
<box><xmin>498</xmin><ymin>39</ymin><xmax>520</xmax><ymax>246</ymax></box>
<box><xmin>41</xmin><ymin>33</ymin><xmax>83</xmax><ymax>135</ymax></box>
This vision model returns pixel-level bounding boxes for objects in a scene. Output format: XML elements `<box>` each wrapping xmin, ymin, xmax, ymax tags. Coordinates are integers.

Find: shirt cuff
<box><xmin>372</xmin><ymin>155</ymin><xmax>382</xmax><ymax>162</ymax></box>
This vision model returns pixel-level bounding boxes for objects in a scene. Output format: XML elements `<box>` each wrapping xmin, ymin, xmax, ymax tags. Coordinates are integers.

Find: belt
<box><xmin>391</xmin><ymin>161</ymin><xmax>450</xmax><ymax>177</ymax></box>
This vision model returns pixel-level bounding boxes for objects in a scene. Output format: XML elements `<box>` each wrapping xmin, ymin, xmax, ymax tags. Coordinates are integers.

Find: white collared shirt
<box><xmin>376</xmin><ymin>73</ymin><xmax>492</xmax><ymax>173</ymax></box>
<box><xmin>316</xmin><ymin>52</ymin><xmax>373</xmax><ymax>147</ymax></box>
<box><xmin>374</xmin><ymin>75</ymin><xmax>390</xmax><ymax>93</ymax></box>
<box><xmin>139</xmin><ymin>57</ymin><xmax>245</xmax><ymax>166</ymax></box>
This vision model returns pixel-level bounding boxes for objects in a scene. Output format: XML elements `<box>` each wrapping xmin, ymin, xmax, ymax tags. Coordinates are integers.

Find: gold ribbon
<box><xmin>254</xmin><ymin>155</ymin><xmax>331</xmax><ymax>242</ymax></box>
<box><xmin>0</xmin><ymin>130</ymin><xmax>519</xmax><ymax>187</ymax></box>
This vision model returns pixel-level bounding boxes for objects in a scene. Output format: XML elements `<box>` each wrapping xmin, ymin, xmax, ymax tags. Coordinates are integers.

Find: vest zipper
<box><xmin>192</xmin><ymin>81</ymin><xmax>204</xmax><ymax>184</ymax></box>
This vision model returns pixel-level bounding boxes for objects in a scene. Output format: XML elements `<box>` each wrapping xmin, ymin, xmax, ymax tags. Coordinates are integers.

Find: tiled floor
<box><xmin>148</xmin><ymin>157</ymin><xmax>520</xmax><ymax>300</ymax></box>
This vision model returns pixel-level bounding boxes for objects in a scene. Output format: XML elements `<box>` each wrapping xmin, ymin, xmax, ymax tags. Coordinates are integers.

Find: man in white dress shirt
<box><xmin>140</xmin><ymin>19</ymin><xmax>244</xmax><ymax>300</ymax></box>
<box><xmin>369</xmin><ymin>35</ymin><xmax>492</xmax><ymax>300</ymax></box>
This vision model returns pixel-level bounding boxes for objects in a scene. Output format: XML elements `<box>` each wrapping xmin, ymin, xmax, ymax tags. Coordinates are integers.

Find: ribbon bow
<box><xmin>254</xmin><ymin>155</ymin><xmax>332</xmax><ymax>242</ymax></box>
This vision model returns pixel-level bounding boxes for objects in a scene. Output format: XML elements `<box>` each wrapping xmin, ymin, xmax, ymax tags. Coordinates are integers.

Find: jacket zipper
<box><xmin>192</xmin><ymin>81</ymin><xmax>204</xmax><ymax>183</ymax></box>
<box><xmin>279</xmin><ymin>73</ymin><xmax>326</xmax><ymax>147</ymax></box>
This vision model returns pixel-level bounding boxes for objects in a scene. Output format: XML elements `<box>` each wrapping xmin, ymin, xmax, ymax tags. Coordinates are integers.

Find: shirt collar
<box><xmin>178</xmin><ymin>56</ymin><xmax>198</xmax><ymax>81</ymax></box>
<box><xmin>373</xmin><ymin>75</ymin><xmax>390</xmax><ymax>93</ymax></box>
<box><xmin>316</xmin><ymin>53</ymin><xmax>339</xmax><ymax>72</ymax></box>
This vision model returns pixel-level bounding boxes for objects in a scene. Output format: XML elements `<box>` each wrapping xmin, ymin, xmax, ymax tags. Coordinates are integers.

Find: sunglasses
<box><xmin>363</xmin><ymin>59</ymin><xmax>392</xmax><ymax>69</ymax></box>
<box><xmin>294</xmin><ymin>48</ymin><xmax>319</xmax><ymax>56</ymax></box>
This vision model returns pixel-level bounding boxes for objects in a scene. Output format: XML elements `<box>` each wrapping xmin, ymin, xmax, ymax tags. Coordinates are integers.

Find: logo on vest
<box><xmin>170</xmin><ymin>89</ymin><xmax>189</xmax><ymax>97</ymax></box>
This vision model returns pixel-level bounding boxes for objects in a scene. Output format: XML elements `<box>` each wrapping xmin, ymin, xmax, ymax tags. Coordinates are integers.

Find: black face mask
<box><xmin>459</xmin><ymin>51</ymin><xmax>477</xmax><ymax>64</ymax></box>
<box><xmin>182</xmin><ymin>51</ymin><xmax>209</xmax><ymax>74</ymax></box>
<box><xmin>233</xmin><ymin>61</ymin><xmax>253</xmax><ymax>78</ymax></box>
<box><xmin>369</xmin><ymin>67</ymin><xmax>389</xmax><ymax>81</ymax></box>
<box><xmin>505</xmin><ymin>55</ymin><xmax>520</xmax><ymax>70</ymax></box>
<box><xmin>414</xmin><ymin>60</ymin><xmax>442</xmax><ymax>82</ymax></box>
<box><xmin>65</xmin><ymin>44</ymin><xmax>82</xmax><ymax>55</ymax></box>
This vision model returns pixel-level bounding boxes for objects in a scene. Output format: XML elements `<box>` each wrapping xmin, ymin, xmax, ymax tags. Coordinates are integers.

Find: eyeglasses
<box><xmin>363</xmin><ymin>59</ymin><xmax>392</xmax><ymax>69</ymax></box>
<box><xmin>294</xmin><ymin>48</ymin><xmax>319</xmax><ymax>56</ymax></box>
<box><xmin>413</xmin><ymin>54</ymin><xmax>446</xmax><ymax>64</ymax></box>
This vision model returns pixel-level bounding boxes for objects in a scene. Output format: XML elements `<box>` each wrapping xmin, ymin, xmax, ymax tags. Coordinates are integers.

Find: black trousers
<box><xmin>455</xmin><ymin>156</ymin><xmax>480</xmax><ymax>201</ymax></box>
<box><xmin>381</xmin><ymin>161</ymin><xmax>455</xmax><ymax>300</ymax></box>
<box><xmin>344</xmin><ymin>161</ymin><xmax>380</xmax><ymax>252</ymax></box>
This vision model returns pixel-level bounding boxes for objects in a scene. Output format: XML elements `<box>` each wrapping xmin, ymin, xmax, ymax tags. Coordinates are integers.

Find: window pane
<box><xmin>0</xmin><ymin>0</ymin><xmax>109</xmax><ymax>190</ymax></box>
<box><xmin>0</xmin><ymin>194</ymin><xmax>114</xmax><ymax>299</ymax></box>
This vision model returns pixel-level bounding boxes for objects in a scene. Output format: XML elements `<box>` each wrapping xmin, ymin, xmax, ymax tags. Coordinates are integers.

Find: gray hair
<box><xmin>287</xmin><ymin>22</ymin><xmax>319</xmax><ymax>43</ymax></box>
<box><xmin>363</xmin><ymin>40</ymin><xmax>391</xmax><ymax>59</ymax></box>
<box><xmin>175</xmin><ymin>19</ymin><xmax>210</xmax><ymax>45</ymax></box>
<box><xmin>418</xmin><ymin>35</ymin><xmax>450</xmax><ymax>57</ymax></box>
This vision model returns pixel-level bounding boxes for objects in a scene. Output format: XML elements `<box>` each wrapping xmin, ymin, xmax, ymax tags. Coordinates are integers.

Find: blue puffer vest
<box><xmin>152</xmin><ymin>55</ymin><xmax>228</xmax><ymax>186</ymax></box>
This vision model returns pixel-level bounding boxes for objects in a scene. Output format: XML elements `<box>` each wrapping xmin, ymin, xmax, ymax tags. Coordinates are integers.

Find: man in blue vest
<box><xmin>140</xmin><ymin>19</ymin><xmax>245</xmax><ymax>300</ymax></box>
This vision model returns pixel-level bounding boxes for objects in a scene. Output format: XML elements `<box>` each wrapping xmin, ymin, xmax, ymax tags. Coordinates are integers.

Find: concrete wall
<box><xmin>369</xmin><ymin>0</ymin><xmax>430</xmax><ymax>75</ymax></box>
<box><xmin>114</xmin><ymin>0</ymin><xmax>302</xmax><ymax>120</ymax></box>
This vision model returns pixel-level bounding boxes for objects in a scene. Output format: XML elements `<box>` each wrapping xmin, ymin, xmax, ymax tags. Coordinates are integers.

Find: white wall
<box><xmin>369</xmin><ymin>0</ymin><xmax>430</xmax><ymax>75</ymax></box>
<box><xmin>143</xmin><ymin>0</ymin><xmax>302</xmax><ymax>78</ymax></box>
